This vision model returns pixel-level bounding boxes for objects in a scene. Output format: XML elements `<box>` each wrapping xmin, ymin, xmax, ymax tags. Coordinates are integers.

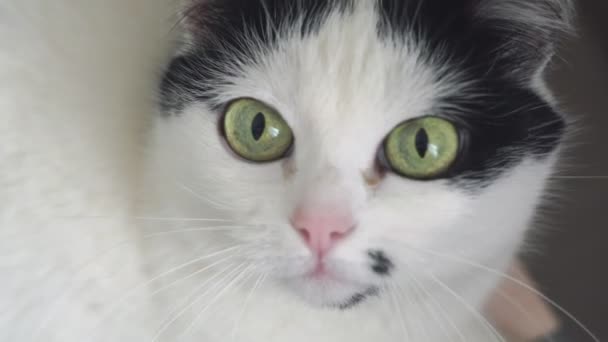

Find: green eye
<box><xmin>384</xmin><ymin>117</ymin><xmax>460</xmax><ymax>179</ymax></box>
<box><xmin>223</xmin><ymin>98</ymin><xmax>293</xmax><ymax>162</ymax></box>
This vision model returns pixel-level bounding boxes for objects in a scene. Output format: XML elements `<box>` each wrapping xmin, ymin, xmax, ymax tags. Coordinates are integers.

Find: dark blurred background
<box><xmin>525</xmin><ymin>0</ymin><xmax>608</xmax><ymax>340</ymax></box>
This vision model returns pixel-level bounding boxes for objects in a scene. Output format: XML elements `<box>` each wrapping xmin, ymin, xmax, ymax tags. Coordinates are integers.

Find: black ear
<box><xmin>471</xmin><ymin>0</ymin><xmax>574</xmax><ymax>80</ymax></box>
<box><xmin>175</xmin><ymin>0</ymin><xmax>225</xmax><ymax>46</ymax></box>
<box><xmin>176</xmin><ymin>0</ymin><xmax>288</xmax><ymax>52</ymax></box>
<box><xmin>177</xmin><ymin>0</ymin><xmax>346</xmax><ymax>46</ymax></box>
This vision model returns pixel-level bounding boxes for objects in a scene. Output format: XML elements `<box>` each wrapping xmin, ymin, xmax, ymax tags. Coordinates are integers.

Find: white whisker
<box><xmin>492</xmin><ymin>288</ymin><xmax>557</xmax><ymax>342</ymax></box>
<box><xmin>231</xmin><ymin>272</ymin><xmax>267</xmax><ymax>341</ymax></box>
<box><xmin>2</xmin><ymin>224</ymin><xmax>261</xmax><ymax>249</ymax></box>
<box><xmin>393</xmin><ymin>280</ymin><xmax>432</xmax><ymax>341</ymax></box>
<box><xmin>387</xmin><ymin>281</ymin><xmax>411</xmax><ymax>341</ymax></box>
<box><xmin>30</xmin><ymin>231</ymin><xmax>251</xmax><ymax>340</ymax></box>
<box><xmin>48</xmin><ymin>215</ymin><xmax>238</xmax><ymax>223</ymax></box>
<box><xmin>180</xmin><ymin>263</ymin><xmax>256</xmax><ymax>339</ymax></box>
<box><xmin>133</xmin><ymin>217</ymin><xmax>237</xmax><ymax>222</ymax></box>
<box><xmin>425</xmin><ymin>272</ymin><xmax>505</xmax><ymax>342</ymax></box>
<box><xmin>151</xmin><ymin>262</ymin><xmax>248</xmax><ymax>342</ymax></box>
<box><xmin>147</xmin><ymin>225</ymin><xmax>264</xmax><ymax>234</ymax></box>
<box><xmin>550</xmin><ymin>176</ymin><xmax>608</xmax><ymax>179</ymax></box>
<box><xmin>406</xmin><ymin>270</ymin><xmax>462</xmax><ymax>342</ymax></box>
<box><xmin>177</xmin><ymin>183</ymin><xmax>229</xmax><ymax>209</ymax></box>
<box><xmin>148</xmin><ymin>249</ymin><xmax>256</xmax><ymax>300</ymax></box>
<box><xmin>88</xmin><ymin>244</ymin><xmax>248</xmax><ymax>335</ymax></box>
<box><xmin>403</xmin><ymin>244</ymin><xmax>600</xmax><ymax>342</ymax></box>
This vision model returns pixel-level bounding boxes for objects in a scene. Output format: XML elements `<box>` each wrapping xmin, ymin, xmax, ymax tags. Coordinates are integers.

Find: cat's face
<box><xmin>152</xmin><ymin>0</ymin><xmax>570</xmax><ymax>309</ymax></box>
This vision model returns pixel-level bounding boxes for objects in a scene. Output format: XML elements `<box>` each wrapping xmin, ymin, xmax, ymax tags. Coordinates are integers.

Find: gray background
<box><xmin>526</xmin><ymin>0</ymin><xmax>608</xmax><ymax>340</ymax></box>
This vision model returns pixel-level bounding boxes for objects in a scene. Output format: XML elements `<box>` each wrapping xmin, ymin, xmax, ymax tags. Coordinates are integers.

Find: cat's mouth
<box><xmin>280</xmin><ymin>249</ymin><xmax>393</xmax><ymax>309</ymax></box>
<box><xmin>337</xmin><ymin>287</ymin><xmax>380</xmax><ymax>310</ymax></box>
<box><xmin>284</xmin><ymin>273</ymin><xmax>378</xmax><ymax>310</ymax></box>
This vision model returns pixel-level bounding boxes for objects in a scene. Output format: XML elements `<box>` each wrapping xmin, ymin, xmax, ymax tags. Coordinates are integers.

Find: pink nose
<box><xmin>290</xmin><ymin>206</ymin><xmax>355</xmax><ymax>256</ymax></box>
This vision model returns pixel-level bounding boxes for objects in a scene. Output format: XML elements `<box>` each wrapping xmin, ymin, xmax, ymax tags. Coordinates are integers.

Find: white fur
<box><xmin>1</xmin><ymin>1</ymin><xmax>564</xmax><ymax>341</ymax></box>
<box><xmin>0</xmin><ymin>0</ymin><xmax>177</xmax><ymax>341</ymax></box>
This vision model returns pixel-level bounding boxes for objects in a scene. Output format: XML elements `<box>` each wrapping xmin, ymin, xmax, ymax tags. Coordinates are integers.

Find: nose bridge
<box><xmin>291</xmin><ymin>120</ymin><xmax>369</xmax><ymax>213</ymax></box>
<box><xmin>297</xmin><ymin>162</ymin><xmax>349</xmax><ymax>210</ymax></box>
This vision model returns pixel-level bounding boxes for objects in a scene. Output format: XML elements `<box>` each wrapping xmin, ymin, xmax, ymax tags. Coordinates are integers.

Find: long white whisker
<box><xmin>4</xmin><ymin>224</ymin><xmax>261</xmax><ymax>250</ymax></box>
<box><xmin>378</xmin><ymin>283</ymin><xmax>399</xmax><ymax>336</ymax></box>
<box><xmin>231</xmin><ymin>272</ymin><xmax>267</xmax><ymax>341</ymax></box>
<box><xmin>395</xmin><ymin>278</ymin><xmax>436</xmax><ymax>341</ymax></box>
<box><xmin>403</xmin><ymin>244</ymin><xmax>600</xmax><ymax>342</ymax></box>
<box><xmin>148</xmin><ymin>249</ymin><xmax>256</xmax><ymax>300</ymax></box>
<box><xmin>177</xmin><ymin>183</ymin><xmax>229</xmax><ymax>209</ymax></box>
<box><xmin>147</xmin><ymin>225</ymin><xmax>264</xmax><ymax>234</ymax></box>
<box><xmin>393</xmin><ymin>280</ymin><xmax>432</xmax><ymax>341</ymax></box>
<box><xmin>425</xmin><ymin>272</ymin><xmax>505</xmax><ymax>342</ymax></box>
<box><xmin>49</xmin><ymin>216</ymin><xmax>239</xmax><ymax>223</ymax></box>
<box><xmin>151</xmin><ymin>262</ymin><xmax>247</xmax><ymax>342</ymax></box>
<box><xmin>134</xmin><ymin>217</ymin><xmax>236</xmax><ymax>222</ymax></box>
<box><xmin>30</xmin><ymin>229</ymin><xmax>253</xmax><ymax>340</ymax></box>
<box><xmin>387</xmin><ymin>281</ymin><xmax>411</xmax><ymax>341</ymax></box>
<box><xmin>89</xmin><ymin>245</ymin><xmax>247</xmax><ymax>335</ymax></box>
<box><xmin>405</xmin><ymin>270</ymin><xmax>461</xmax><ymax>342</ymax></box>
<box><xmin>492</xmin><ymin>288</ymin><xmax>557</xmax><ymax>342</ymax></box>
<box><xmin>180</xmin><ymin>264</ymin><xmax>256</xmax><ymax>339</ymax></box>
<box><xmin>550</xmin><ymin>176</ymin><xmax>608</xmax><ymax>179</ymax></box>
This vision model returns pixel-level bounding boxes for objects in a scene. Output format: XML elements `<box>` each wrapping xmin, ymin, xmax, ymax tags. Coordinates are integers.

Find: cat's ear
<box><xmin>173</xmin><ymin>0</ymin><xmax>225</xmax><ymax>49</ymax></box>
<box><xmin>471</xmin><ymin>0</ymin><xmax>575</xmax><ymax>80</ymax></box>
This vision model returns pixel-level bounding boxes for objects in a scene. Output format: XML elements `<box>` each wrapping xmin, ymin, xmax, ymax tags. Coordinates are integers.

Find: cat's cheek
<box><xmin>364</xmin><ymin>182</ymin><xmax>472</xmax><ymax>241</ymax></box>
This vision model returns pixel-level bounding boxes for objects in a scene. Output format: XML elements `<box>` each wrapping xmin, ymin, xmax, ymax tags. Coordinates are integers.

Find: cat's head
<box><xmin>151</xmin><ymin>0</ymin><xmax>571</xmax><ymax>309</ymax></box>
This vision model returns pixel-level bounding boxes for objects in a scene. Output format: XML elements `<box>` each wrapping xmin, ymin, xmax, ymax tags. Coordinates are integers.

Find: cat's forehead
<box><xmin>210</xmin><ymin>2</ymin><xmax>458</xmax><ymax>131</ymax></box>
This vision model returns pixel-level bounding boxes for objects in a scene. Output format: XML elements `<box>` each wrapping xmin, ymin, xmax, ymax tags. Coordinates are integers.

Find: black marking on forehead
<box><xmin>443</xmin><ymin>86</ymin><xmax>564</xmax><ymax>185</ymax></box>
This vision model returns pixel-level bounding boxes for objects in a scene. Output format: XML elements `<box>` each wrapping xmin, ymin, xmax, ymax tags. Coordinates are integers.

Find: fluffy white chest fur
<box><xmin>0</xmin><ymin>0</ymin><xmax>571</xmax><ymax>341</ymax></box>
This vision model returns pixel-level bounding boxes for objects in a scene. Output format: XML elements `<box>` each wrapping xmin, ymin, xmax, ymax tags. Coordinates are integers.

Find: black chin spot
<box><xmin>368</xmin><ymin>250</ymin><xmax>394</xmax><ymax>276</ymax></box>
<box><xmin>338</xmin><ymin>287</ymin><xmax>379</xmax><ymax>310</ymax></box>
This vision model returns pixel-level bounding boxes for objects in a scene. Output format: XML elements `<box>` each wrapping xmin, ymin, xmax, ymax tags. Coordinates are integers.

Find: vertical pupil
<box><xmin>251</xmin><ymin>112</ymin><xmax>266</xmax><ymax>141</ymax></box>
<box><xmin>415</xmin><ymin>128</ymin><xmax>429</xmax><ymax>158</ymax></box>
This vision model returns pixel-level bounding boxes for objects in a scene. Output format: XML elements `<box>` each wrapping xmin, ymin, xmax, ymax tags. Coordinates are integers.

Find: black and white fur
<box><xmin>0</xmin><ymin>0</ymin><xmax>573</xmax><ymax>341</ymax></box>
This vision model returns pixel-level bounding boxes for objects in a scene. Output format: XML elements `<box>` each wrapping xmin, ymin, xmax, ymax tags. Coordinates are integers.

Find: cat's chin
<box><xmin>282</xmin><ymin>274</ymin><xmax>379</xmax><ymax>310</ymax></box>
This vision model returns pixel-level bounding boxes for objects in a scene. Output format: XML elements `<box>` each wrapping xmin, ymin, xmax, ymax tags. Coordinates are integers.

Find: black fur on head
<box><xmin>178</xmin><ymin>0</ymin><xmax>573</xmax><ymax>81</ymax></box>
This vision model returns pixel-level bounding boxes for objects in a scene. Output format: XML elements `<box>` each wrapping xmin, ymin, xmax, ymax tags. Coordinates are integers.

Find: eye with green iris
<box><xmin>222</xmin><ymin>98</ymin><xmax>294</xmax><ymax>162</ymax></box>
<box><xmin>384</xmin><ymin>117</ymin><xmax>460</xmax><ymax>180</ymax></box>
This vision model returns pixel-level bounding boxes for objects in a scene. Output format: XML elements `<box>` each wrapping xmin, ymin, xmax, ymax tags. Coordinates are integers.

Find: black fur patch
<box><xmin>368</xmin><ymin>250</ymin><xmax>394</xmax><ymax>276</ymax></box>
<box><xmin>377</xmin><ymin>0</ymin><xmax>568</xmax><ymax>80</ymax></box>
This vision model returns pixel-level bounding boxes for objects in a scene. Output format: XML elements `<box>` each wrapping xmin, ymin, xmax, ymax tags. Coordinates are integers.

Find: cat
<box><xmin>142</xmin><ymin>0</ymin><xmax>574</xmax><ymax>341</ymax></box>
<box><xmin>0</xmin><ymin>0</ymin><xmax>574</xmax><ymax>341</ymax></box>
